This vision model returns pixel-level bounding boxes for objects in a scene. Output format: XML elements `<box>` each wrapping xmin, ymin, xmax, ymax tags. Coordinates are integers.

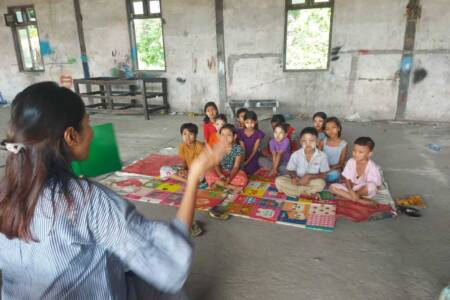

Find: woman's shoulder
<box><xmin>62</xmin><ymin>179</ymin><xmax>125</xmax><ymax>209</ymax></box>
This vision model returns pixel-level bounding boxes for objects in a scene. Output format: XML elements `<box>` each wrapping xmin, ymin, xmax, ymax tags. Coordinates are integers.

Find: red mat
<box><xmin>122</xmin><ymin>154</ymin><xmax>182</xmax><ymax>177</ymax></box>
<box><xmin>336</xmin><ymin>200</ymin><xmax>395</xmax><ymax>222</ymax></box>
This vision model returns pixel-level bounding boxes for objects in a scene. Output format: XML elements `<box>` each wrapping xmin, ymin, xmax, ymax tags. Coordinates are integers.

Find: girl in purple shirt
<box><xmin>238</xmin><ymin>111</ymin><xmax>265</xmax><ymax>175</ymax></box>
<box><xmin>258</xmin><ymin>123</ymin><xmax>291</xmax><ymax>176</ymax></box>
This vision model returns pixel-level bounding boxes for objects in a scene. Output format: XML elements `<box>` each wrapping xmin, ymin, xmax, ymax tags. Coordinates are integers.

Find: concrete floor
<box><xmin>1</xmin><ymin>108</ymin><xmax>450</xmax><ymax>300</ymax></box>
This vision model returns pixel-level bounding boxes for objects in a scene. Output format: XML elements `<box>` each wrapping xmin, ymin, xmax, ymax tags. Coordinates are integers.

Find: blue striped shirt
<box><xmin>0</xmin><ymin>180</ymin><xmax>193</xmax><ymax>299</ymax></box>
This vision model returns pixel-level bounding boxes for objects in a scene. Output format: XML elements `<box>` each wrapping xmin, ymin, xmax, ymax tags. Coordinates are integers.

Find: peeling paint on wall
<box><xmin>192</xmin><ymin>57</ymin><xmax>198</xmax><ymax>73</ymax></box>
<box><xmin>40</xmin><ymin>40</ymin><xmax>55</xmax><ymax>56</ymax></box>
<box><xmin>413</xmin><ymin>68</ymin><xmax>427</xmax><ymax>83</ymax></box>
<box><xmin>207</xmin><ymin>56</ymin><xmax>216</xmax><ymax>71</ymax></box>
<box><xmin>227</xmin><ymin>53</ymin><xmax>281</xmax><ymax>84</ymax></box>
<box><xmin>67</xmin><ymin>57</ymin><xmax>77</xmax><ymax>64</ymax></box>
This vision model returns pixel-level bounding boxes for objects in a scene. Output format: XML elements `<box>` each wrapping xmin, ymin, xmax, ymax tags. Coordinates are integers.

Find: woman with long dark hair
<box><xmin>0</xmin><ymin>82</ymin><xmax>225</xmax><ymax>299</ymax></box>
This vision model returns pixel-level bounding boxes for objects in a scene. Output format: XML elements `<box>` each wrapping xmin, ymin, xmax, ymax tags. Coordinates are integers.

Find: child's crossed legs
<box><xmin>330</xmin><ymin>182</ymin><xmax>378</xmax><ymax>206</ymax></box>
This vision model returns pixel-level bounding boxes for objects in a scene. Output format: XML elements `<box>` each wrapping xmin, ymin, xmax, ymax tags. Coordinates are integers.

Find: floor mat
<box><xmin>105</xmin><ymin>162</ymin><xmax>397</xmax><ymax>231</ymax></box>
<box><xmin>121</xmin><ymin>154</ymin><xmax>182</xmax><ymax>177</ymax></box>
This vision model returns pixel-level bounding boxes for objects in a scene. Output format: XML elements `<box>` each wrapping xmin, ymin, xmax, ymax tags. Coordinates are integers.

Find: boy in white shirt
<box><xmin>275</xmin><ymin>127</ymin><xmax>329</xmax><ymax>196</ymax></box>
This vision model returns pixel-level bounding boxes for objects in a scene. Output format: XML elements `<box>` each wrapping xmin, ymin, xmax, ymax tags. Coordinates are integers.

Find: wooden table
<box><xmin>73</xmin><ymin>77</ymin><xmax>168</xmax><ymax>120</ymax></box>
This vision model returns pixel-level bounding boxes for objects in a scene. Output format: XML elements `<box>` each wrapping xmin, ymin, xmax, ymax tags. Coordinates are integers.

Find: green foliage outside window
<box><xmin>286</xmin><ymin>8</ymin><xmax>331</xmax><ymax>70</ymax></box>
<box><xmin>134</xmin><ymin>18</ymin><xmax>165</xmax><ymax>70</ymax></box>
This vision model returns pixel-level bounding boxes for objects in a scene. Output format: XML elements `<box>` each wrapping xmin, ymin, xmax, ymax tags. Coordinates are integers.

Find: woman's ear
<box><xmin>64</xmin><ymin>127</ymin><xmax>79</xmax><ymax>147</ymax></box>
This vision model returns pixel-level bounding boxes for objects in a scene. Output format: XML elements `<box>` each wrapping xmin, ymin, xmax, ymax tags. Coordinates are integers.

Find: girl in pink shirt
<box><xmin>330</xmin><ymin>137</ymin><xmax>382</xmax><ymax>206</ymax></box>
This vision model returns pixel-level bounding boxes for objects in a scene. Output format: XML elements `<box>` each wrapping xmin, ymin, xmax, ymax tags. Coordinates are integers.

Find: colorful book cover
<box><xmin>156</xmin><ymin>182</ymin><xmax>183</xmax><ymax>193</ymax></box>
<box><xmin>143</xmin><ymin>179</ymin><xmax>162</xmax><ymax>189</ymax></box>
<box><xmin>161</xmin><ymin>193</ymin><xmax>183</xmax><ymax>207</ymax></box>
<box><xmin>146</xmin><ymin>190</ymin><xmax>171</xmax><ymax>203</ymax></box>
<box><xmin>286</xmin><ymin>195</ymin><xmax>298</xmax><ymax>202</ymax></box>
<box><xmin>277</xmin><ymin>200</ymin><xmax>310</xmax><ymax>226</ymax></box>
<box><xmin>242</xmin><ymin>181</ymin><xmax>270</xmax><ymax>197</ymax></box>
<box><xmin>227</xmin><ymin>203</ymin><xmax>253</xmax><ymax>218</ymax></box>
<box><xmin>195</xmin><ymin>197</ymin><xmax>222</xmax><ymax>210</ymax></box>
<box><xmin>306</xmin><ymin>203</ymin><xmax>336</xmax><ymax>231</ymax></box>
<box><xmin>277</xmin><ymin>210</ymin><xmax>307</xmax><ymax>227</ymax></box>
<box><xmin>263</xmin><ymin>185</ymin><xmax>287</xmax><ymax>201</ymax></box>
<box><xmin>249</xmin><ymin>206</ymin><xmax>281</xmax><ymax>222</ymax></box>
<box><xmin>234</xmin><ymin>195</ymin><xmax>260</xmax><ymax>205</ymax></box>
<box><xmin>298</xmin><ymin>197</ymin><xmax>313</xmax><ymax>205</ymax></box>
<box><xmin>258</xmin><ymin>198</ymin><xmax>283</xmax><ymax>209</ymax></box>
<box><xmin>281</xmin><ymin>201</ymin><xmax>309</xmax><ymax>212</ymax></box>
<box><xmin>197</xmin><ymin>189</ymin><xmax>224</xmax><ymax>200</ymax></box>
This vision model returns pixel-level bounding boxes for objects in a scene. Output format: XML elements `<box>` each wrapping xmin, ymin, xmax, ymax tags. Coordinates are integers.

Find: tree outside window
<box><xmin>284</xmin><ymin>0</ymin><xmax>333</xmax><ymax>71</ymax></box>
<box><xmin>7</xmin><ymin>6</ymin><xmax>44</xmax><ymax>71</ymax></box>
<box><xmin>128</xmin><ymin>0</ymin><xmax>166</xmax><ymax>71</ymax></box>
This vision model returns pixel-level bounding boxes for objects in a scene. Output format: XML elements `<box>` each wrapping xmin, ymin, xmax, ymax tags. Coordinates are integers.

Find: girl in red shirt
<box><xmin>203</xmin><ymin>102</ymin><xmax>218</xmax><ymax>143</ymax></box>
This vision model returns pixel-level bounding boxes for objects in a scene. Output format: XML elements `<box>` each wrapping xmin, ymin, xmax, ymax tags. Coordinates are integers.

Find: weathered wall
<box><xmin>162</xmin><ymin>0</ymin><xmax>219</xmax><ymax>112</ymax></box>
<box><xmin>0</xmin><ymin>0</ymin><xmax>218</xmax><ymax>113</ymax></box>
<box><xmin>224</xmin><ymin>0</ymin><xmax>407</xmax><ymax>121</ymax></box>
<box><xmin>0</xmin><ymin>0</ymin><xmax>82</xmax><ymax>102</ymax></box>
<box><xmin>406</xmin><ymin>0</ymin><xmax>450</xmax><ymax>121</ymax></box>
<box><xmin>0</xmin><ymin>0</ymin><xmax>449</xmax><ymax>121</ymax></box>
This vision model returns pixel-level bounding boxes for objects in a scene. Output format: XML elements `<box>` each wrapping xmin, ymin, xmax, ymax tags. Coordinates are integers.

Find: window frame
<box><xmin>7</xmin><ymin>5</ymin><xmax>45</xmax><ymax>72</ymax></box>
<box><xmin>126</xmin><ymin>0</ymin><xmax>167</xmax><ymax>72</ymax></box>
<box><xmin>283</xmin><ymin>0</ymin><xmax>334</xmax><ymax>72</ymax></box>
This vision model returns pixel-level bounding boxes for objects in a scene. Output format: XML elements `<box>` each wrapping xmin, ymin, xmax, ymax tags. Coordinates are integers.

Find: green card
<box><xmin>71</xmin><ymin>123</ymin><xmax>122</xmax><ymax>177</ymax></box>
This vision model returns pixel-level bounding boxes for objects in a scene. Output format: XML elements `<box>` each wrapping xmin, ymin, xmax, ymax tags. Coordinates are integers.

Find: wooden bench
<box><xmin>73</xmin><ymin>77</ymin><xmax>168</xmax><ymax>120</ymax></box>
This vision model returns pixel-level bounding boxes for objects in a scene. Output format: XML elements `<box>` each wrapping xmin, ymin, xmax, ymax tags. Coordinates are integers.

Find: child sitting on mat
<box><xmin>205</xmin><ymin>124</ymin><xmax>248</xmax><ymax>191</ymax></box>
<box><xmin>207</xmin><ymin>114</ymin><xmax>227</xmax><ymax>147</ymax></box>
<box><xmin>234</xmin><ymin>107</ymin><xmax>248</xmax><ymax>130</ymax></box>
<box><xmin>275</xmin><ymin>127</ymin><xmax>329</xmax><ymax>197</ymax></box>
<box><xmin>178</xmin><ymin>123</ymin><xmax>205</xmax><ymax>175</ymax></box>
<box><xmin>203</xmin><ymin>101</ymin><xmax>218</xmax><ymax>143</ymax></box>
<box><xmin>313</xmin><ymin>111</ymin><xmax>327</xmax><ymax>142</ymax></box>
<box><xmin>262</xmin><ymin>114</ymin><xmax>297</xmax><ymax>157</ymax></box>
<box><xmin>238</xmin><ymin>111</ymin><xmax>265</xmax><ymax>175</ymax></box>
<box><xmin>330</xmin><ymin>137</ymin><xmax>382</xmax><ymax>207</ymax></box>
<box><xmin>160</xmin><ymin>123</ymin><xmax>205</xmax><ymax>182</ymax></box>
<box><xmin>258</xmin><ymin>123</ymin><xmax>291</xmax><ymax>176</ymax></box>
<box><xmin>320</xmin><ymin>117</ymin><xmax>348</xmax><ymax>183</ymax></box>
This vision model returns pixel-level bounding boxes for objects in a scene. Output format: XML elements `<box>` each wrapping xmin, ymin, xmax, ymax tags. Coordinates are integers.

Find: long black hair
<box><xmin>0</xmin><ymin>82</ymin><xmax>86</xmax><ymax>240</ymax></box>
<box><xmin>324</xmin><ymin>116</ymin><xmax>343</xmax><ymax>137</ymax></box>
<box><xmin>220</xmin><ymin>124</ymin><xmax>238</xmax><ymax>144</ymax></box>
<box><xmin>203</xmin><ymin>101</ymin><xmax>218</xmax><ymax>124</ymax></box>
<box><xmin>243</xmin><ymin>111</ymin><xmax>259</xmax><ymax>130</ymax></box>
